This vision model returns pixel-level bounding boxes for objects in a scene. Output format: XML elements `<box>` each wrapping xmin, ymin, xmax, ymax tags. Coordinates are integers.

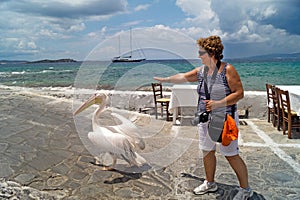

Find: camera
<box><xmin>191</xmin><ymin>111</ymin><xmax>210</xmax><ymax>126</ymax></box>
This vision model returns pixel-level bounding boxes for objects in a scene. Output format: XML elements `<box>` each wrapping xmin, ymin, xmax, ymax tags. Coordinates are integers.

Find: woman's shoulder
<box><xmin>223</xmin><ymin>62</ymin><xmax>241</xmax><ymax>80</ymax></box>
<box><xmin>224</xmin><ymin>62</ymin><xmax>236</xmax><ymax>69</ymax></box>
<box><xmin>223</xmin><ymin>62</ymin><xmax>237</xmax><ymax>73</ymax></box>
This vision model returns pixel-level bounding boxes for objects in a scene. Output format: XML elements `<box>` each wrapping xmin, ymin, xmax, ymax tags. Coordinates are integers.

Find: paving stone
<box><xmin>51</xmin><ymin>163</ymin><xmax>71</xmax><ymax>176</ymax></box>
<box><xmin>0</xmin><ymin>163</ymin><xmax>14</xmax><ymax>177</ymax></box>
<box><xmin>46</xmin><ymin>174</ymin><xmax>68</xmax><ymax>187</ymax></box>
<box><xmin>14</xmin><ymin>173</ymin><xmax>36</xmax><ymax>185</ymax></box>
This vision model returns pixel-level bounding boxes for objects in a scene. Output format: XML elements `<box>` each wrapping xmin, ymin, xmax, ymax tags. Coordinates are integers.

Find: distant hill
<box><xmin>26</xmin><ymin>58</ymin><xmax>77</xmax><ymax>63</ymax></box>
<box><xmin>0</xmin><ymin>58</ymin><xmax>77</xmax><ymax>64</ymax></box>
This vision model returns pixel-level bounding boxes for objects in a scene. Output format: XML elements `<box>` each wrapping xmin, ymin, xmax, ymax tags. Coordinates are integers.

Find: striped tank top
<box><xmin>197</xmin><ymin>63</ymin><xmax>237</xmax><ymax>115</ymax></box>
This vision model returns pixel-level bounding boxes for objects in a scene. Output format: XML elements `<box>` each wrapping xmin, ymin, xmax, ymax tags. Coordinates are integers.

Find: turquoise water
<box><xmin>234</xmin><ymin>61</ymin><xmax>300</xmax><ymax>91</ymax></box>
<box><xmin>0</xmin><ymin>59</ymin><xmax>299</xmax><ymax>91</ymax></box>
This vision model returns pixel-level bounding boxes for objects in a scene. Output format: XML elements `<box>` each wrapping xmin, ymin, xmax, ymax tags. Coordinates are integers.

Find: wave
<box><xmin>11</xmin><ymin>71</ymin><xmax>26</xmax><ymax>75</ymax></box>
<box><xmin>0</xmin><ymin>69</ymin><xmax>74</xmax><ymax>77</ymax></box>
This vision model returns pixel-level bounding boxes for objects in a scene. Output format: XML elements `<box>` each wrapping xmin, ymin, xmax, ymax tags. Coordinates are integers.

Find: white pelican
<box><xmin>73</xmin><ymin>93</ymin><xmax>146</xmax><ymax>171</ymax></box>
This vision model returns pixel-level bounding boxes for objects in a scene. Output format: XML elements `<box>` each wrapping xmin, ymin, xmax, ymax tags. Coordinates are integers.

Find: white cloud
<box><xmin>0</xmin><ymin>0</ymin><xmax>299</xmax><ymax>60</ymax></box>
<box><xmin>175</xmin><ymin>0</ymin><xmax>220</xmax><ymax>36</ymax></box>
<box><xmin>175</xmin><ymin>0</ymin><xmax>279</xmax><ymax>38</ymax></box>
<box><xmin>3</xmin><ymin>0</ymin><xmax>127</xmax><ymax>19</ymax></box>
<box><xmin>68</xmin><ymin>23</ymin><xmax>86</xmax><ymax>32</ymax></box>
<box><xmin>122</xmin><ymin>20</ymin><xmax>143</xmax><ymax>27</ymax></box>
<box><xmin>0</xmin><ymin>0</ymin><xmax>127</xmax><ymax>38</ymax></box>
<box><xmin>172</xmin><ymin>0</ymin><xmax>300</xmax><ymax>58</ymax></box>
<box><xmin>87</xmin><ymin>26</ymin><xmax>107</xmax><ymax>38</ymax></box>
<box><xmin>17</xmin><ymin>41</ymin><xmax>25</xmax><ymax>49</ymax></box>
<box><xmin>0</xmin><ymin>0</ymin><xmax>128</xmax><ymax>59</ymax></box>
<box><xmin>17</xmin><ymin>40</ymin><xmax>37</xmax><ymax>49</ymax></box>
<box><xmin>28</xmin><ymin>41</ymin><xmax>37</xmax><ymax>49</ymax></box>
<box><xmin>101</xmin><ymin>26</ymin><xmax>107</xmax><ymax>34</ymax></box>
<box><xmin>134</xmin><ymin>4</ymin><xmax>150</xmax><ymax>12</ymax></box>
<box><xmin>176</xmin><ymin>0</ymin><xmax>211</xmax><ymax>16</ymax></box>
<box><xmin>249</xmin><ymin>5</ymin><xmax>277</xmax><ymax>20</ymax></box>
<box><xmin>87</xmin><ymin>32</ymin><xmax>97</xmax><ymax>37</ymax></box>
<box><xmin>39</xmin><ymin>29</ymin><xmax>58</xmax><ymax>38</ymax></box>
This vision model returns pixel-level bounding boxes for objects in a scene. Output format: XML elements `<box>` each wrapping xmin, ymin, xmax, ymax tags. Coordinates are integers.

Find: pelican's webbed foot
<box><xmin>101</xmin><ymin>166</ymin><xmax>115</xmax><ymax>171</ymax></box>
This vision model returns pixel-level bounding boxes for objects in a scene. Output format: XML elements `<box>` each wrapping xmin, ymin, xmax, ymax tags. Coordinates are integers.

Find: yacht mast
<box><xmin>118</xmin><ymin>34</ymin><xmax>121</xmax><ymax>56</ymax></box>
<box><xmin>130</xmin><ymin>27</ymin><xmax>132</xmax><ymax>58</ymax></box>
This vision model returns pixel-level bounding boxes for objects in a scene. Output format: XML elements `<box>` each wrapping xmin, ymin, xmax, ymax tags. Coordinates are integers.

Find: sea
<box><xmin>0</xmin><ymin>59</ymin><xmax>300</xmax><ymax>91</ymax></box>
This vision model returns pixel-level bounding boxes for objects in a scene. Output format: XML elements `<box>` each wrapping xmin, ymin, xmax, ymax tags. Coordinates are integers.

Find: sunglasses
<box><xmin>198</xmin><ymin>50</ymin><xmax>207</xmax><ymax>56</ymax></box>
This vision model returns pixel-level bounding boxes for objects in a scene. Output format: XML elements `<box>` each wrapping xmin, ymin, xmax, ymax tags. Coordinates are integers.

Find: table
<box><xmin>169</xmin><ymin>84</ymin><xmax>198</xmax><ymax>124</ymax></box>
<box><xmin>276</xmin><ymin>85</ymin><xmax>300</xmax><ymax>115</ymax></box>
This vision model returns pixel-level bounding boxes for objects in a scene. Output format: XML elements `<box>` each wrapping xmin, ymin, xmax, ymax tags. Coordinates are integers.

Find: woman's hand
<box><xmin>205</xmin><ymin>100</ymin><xmax>214</xmax><ymax>112</ymax></box>
<box><xmin>205</xmin><ymin>100</ymin><xmax>224</xmax><ymax>112</ymax></box>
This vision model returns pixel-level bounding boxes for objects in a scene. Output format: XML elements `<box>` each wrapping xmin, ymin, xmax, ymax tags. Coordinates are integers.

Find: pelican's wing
<box><xmin>110</xmin><ymin>112</ymin><xmax>145</xmax><ymax>150</ymax></box>
<box><xmin>88</xmin><ymin>129</ymin><xmax>141</xmax><ymax>166</ymax></box>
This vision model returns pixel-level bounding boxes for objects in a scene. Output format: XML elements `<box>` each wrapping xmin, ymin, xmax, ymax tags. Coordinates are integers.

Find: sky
<box><xmin>1</xmin><ymin>0</ymin><xmax>300</xmax><ymax>61</ymax></box>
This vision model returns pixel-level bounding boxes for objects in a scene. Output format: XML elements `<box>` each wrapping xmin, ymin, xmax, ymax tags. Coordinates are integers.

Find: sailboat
<box><xmin>112</xmin><ymin>28</ymin><xmax>146</xmax><ymax>63</ymax></box>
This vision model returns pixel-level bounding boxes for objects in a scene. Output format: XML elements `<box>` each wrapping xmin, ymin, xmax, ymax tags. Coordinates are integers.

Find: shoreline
<box><xmin>0</xmin><ymin>84</ymin><xmax>267</xmax><ymax>119</ymax></box>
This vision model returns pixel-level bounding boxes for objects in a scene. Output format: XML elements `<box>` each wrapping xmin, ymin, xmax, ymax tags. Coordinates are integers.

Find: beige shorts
<box><xmin>198</xmin><ymin>112</ymin><xmax>239</xmax><ymax>156</ymax></box>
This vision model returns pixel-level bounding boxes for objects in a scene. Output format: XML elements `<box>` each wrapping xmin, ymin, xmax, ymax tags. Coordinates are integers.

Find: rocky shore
<box><xmin>0</xmin><ymin>179</ymin><xmax>61</xmax><ymax>199</ymax></box>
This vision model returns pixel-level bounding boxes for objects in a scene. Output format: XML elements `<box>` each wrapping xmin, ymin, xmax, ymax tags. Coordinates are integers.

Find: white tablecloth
<box><xmin>276</xmin><ymin>85</ymin><xmax>300</xmax><ymax>115</ymax></box>
<box><xmin>169</xmin><ymin>84</ymin><xmax>198</xmax><ymax>124</ymax></box>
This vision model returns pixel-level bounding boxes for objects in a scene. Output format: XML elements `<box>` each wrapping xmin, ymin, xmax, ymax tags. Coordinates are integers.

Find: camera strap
<box><xmin>203</xmin><ymin>60</ymin><xmax>221</xmax><ymax>100</ymax></box>
<box><xmin>203</xmin><ymin>60</ymin><xmax>235</xmax><ymax>118</ymax></box>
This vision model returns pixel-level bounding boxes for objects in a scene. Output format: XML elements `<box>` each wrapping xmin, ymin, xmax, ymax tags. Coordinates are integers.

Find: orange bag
<box><xmin>221</xmin><ymin>114</ymin><xmax>239</xmax><ymax>146</ymax></box>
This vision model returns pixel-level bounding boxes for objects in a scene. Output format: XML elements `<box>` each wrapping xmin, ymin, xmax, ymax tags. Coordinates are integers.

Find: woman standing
<box><xmin>154</xmin><ymin>35</ymin><xmax>253</xmax><ymax>200</ymax></box>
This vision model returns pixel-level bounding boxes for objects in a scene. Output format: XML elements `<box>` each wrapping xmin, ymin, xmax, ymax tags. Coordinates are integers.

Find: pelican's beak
<box><xmin>73</xmin><ymin>93</ymin><xmax>104</xmax><ymax>115</ymax></box>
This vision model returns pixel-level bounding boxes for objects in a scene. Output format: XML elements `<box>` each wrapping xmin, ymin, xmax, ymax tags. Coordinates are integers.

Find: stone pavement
<box><xmin>0</xmin><ymin>87</ymin><xmax>300</xmax><ymax>199</ymax></box>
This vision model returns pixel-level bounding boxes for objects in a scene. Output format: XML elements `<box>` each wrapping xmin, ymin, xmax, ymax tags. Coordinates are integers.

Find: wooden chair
<box><xmin>151</xmin><ymin>83</ymin><xmax>171</xmax><ymax>121</ymax></box>
<box><xmin>266</xmin><ymin>84</ymin><xmax>281</xmax><ymax>130</ymax></box>
<box><xmin>276</xmin><ymin>88</ymin><xmax>300</xmax><ymax>139</ymax></box>
<box><xmin>272</xmin><ymin>87</ymin><xmax>282</xmax><ymax>131</ymax></box>
<box><xmin>266</xmin><ymin>83</ymin><xmax>275</xmax><ymax>123</ymax></box>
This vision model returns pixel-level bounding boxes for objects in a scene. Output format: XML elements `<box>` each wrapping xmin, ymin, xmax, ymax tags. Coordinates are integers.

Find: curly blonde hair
<box><xmin>197</xmin><ymin>35</ymin><xmax>224</xmax><ymax>60</ymax></box>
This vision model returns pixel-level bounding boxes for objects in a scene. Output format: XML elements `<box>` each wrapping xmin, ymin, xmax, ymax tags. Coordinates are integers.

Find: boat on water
<box><xmin>112</xmin><ymin>28</ymin><xmax>146</xmax><ymax>63</ymax></box>
<box><xmin>112</xmin><ymin>56</ymin><xmax>146</xmax><ymax>62</ymax></box>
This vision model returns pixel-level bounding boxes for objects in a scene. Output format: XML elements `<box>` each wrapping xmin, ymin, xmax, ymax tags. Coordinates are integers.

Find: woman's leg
<box><xmin>203</xmin><ymin>150</ymin><xmax>217</xmax><ymax>182</ymax></box>
<box><xmin>193</xmin><ymin>150</ymin><xmax>218</xmax><ymax>195</ymax></box>
<box><xmin>225</xmin><ymin>154</ymin><xmax>249</xmax><ymax>188</ymax></box>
